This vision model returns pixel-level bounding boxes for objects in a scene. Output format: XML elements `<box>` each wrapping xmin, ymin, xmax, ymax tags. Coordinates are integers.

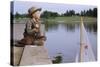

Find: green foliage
<box><xmin>14</xmin><ymin>12</ymin><xmax>29</xmax><ymax>19</ymax></box>
<box><xmin>15</xmin><ymin>12</ymin><xmax>20</xmax><ymax>19</ymax></box>
<box><xmin>62</xmin><ymin>10</ymin><xmax>75</xmax><ymax>16</ymax></box>
<box><xmin>52</xmin><ymin>56</ymin><xmax>62</xmax><ymax>63</ymax></box>
<box><xmin>80</xmin><ymin>8</ymin><xmax>97</xmax><ymax>17</ymax></box>
<box><xmin>41</xmin><ymin>8</ymin><xmax>97</xmax><ymax>18</ymax></box>
<box><xmin>41</xmin><ymin>11</ymin><xmax>59</xmax><ymax>19</ymax></box>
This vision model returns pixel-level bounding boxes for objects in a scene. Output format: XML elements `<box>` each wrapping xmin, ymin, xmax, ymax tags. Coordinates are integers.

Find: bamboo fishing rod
<box><xmin>79</xmin><ymin>16</ymin><xmax>85</xmax><ymax>62</ymax></box>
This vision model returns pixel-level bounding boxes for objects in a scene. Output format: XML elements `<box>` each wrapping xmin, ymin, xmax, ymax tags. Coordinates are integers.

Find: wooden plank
<box><xmin>20</xmin><ymin>45</ymin><xmax>52</xmax><ymax>66</ymax></box>
<box><xmin>13</xmin><ymin>47</ymin><xmax>24</xmax><ymax>66</ymax></box>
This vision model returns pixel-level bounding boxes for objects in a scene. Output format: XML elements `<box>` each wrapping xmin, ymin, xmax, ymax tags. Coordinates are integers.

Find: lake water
<box><xmin>13</xmin><ymin>22</ymin><xmax>97</xmax><ymax>63</ymax></box>
<box><xmin>45</xmin><ymin>22</ymin><xmax>97</xmax><ymax>63</ymax></box>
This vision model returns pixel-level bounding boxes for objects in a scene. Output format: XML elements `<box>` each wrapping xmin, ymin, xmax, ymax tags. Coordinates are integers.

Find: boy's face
<box><xmin>32</xmin><ymin>11</ymin><xmax>41</xmax><ymax>19</ymax></box>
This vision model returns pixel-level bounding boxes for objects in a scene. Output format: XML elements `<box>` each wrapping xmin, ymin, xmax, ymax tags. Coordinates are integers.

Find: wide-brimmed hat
<box><xmin>28</xmin><ymin>7</ymin><xmax>42</xmax><ymax>15</ymax></box>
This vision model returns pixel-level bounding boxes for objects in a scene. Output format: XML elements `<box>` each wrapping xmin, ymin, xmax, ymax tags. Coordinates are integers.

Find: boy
<box><xmin>18</xmin><ymin>7</ymin><xmax>46</xmax><ymax>46</ymax></box>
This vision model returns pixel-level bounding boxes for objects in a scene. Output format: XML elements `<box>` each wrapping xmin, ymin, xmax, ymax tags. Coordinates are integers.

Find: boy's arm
<box><xmin>26</xmin><ymin>21</ymin><xmax>39</xmax><ymax>34</ymax></box>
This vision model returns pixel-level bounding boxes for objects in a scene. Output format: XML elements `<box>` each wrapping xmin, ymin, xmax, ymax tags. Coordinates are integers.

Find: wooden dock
<box><xmin>13</xmin><ymin>47</ymin><xmax>24</xmax><ymax>66</ymax></box>
<box><xmin>20</xmin><ymin>46</ymin><xmax>52</xmax><ymax>66</ymax></box>
<box><xmin>13</xmin><ymin>45</ymin><xmax>52</xmax><ymax>66</ymax></box>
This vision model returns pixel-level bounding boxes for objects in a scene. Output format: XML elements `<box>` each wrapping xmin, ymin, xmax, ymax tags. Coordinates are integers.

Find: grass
<box><xmin>45</xmin><ymin>16</ymin><xmax>97</xmax><ymax>23</ymax></box>
<box><xmin>14</xmin><ymin>16</ymin><xmax>97</xmax><ymax>24</ymax></box>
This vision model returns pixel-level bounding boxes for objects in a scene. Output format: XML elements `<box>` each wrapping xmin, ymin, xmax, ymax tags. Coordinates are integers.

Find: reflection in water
<box><xmin>45</xmin><ymin>22</ymin><xmax>97</xmax><ymax>33</ymax></box>
<box><xmin>45</xmin><ymin>22</ymin><xmax>59</xmax><ymax>32</ymax></box>
<box><xmin>61</xmin><ymin>23</ymin><xmax>77</xmax><ymax>32</ymax></box>
<box><xmin>84</xmin><ymin>22</ymin><xmax>97</xmax><ymax>33</ymax></box>
<box><xmin>45</xmin><ymin>22</ymin><xmax>97</xmax><ymax>63</ymax></box>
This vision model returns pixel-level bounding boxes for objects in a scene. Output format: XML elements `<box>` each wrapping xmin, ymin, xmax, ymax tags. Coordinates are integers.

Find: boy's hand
<box><xmin>33</xmin><ymin>28</ymin><xmax>39</xmax><ymax>32</ymax></box>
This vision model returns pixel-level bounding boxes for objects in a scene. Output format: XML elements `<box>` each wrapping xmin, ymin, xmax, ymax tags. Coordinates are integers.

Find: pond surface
<box><xmin>45</xmin><ymin>22</ymin><xmax>97</xmax><ymax>63</ymax></box>
<box><xmin>13</xmin><ymin>22</ymin><xmax>97</xmax><ymax>63</ymax></box>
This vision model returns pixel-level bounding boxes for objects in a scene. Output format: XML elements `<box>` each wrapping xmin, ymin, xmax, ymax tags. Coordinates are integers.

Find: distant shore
<box><xmin>14</xmin><ymin>16</ymin><xmax>97</xmax><ymax>24</ymax></box>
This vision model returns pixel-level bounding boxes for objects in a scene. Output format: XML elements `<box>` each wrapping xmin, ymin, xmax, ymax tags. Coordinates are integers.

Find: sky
<box><xmin>13</xmin><ymin>1</ymin><xmax>97</xmax><ymax>15</ymax></box>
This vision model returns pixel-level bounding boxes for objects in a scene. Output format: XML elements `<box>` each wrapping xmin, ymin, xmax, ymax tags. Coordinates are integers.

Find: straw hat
<box><xmin>28</xmin><ymin>7</ymin><xmax>42</xmax><ymax>15</ymax></box>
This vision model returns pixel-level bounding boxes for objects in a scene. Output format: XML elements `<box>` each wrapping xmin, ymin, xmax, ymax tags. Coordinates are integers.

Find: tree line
<box><xmin>61</xmin><ymin>8</ymin><xmax>97</xmax><ymax>17</ymax></box>
<box><xmin>14</xmin><ymin>8</ymin><xmax>97</xmax><ymax>19</ymax></box>
<box><xmin>14</xmin><ymin>12</ymin><xmax>29</xmax><ymax>19</ymax></box>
